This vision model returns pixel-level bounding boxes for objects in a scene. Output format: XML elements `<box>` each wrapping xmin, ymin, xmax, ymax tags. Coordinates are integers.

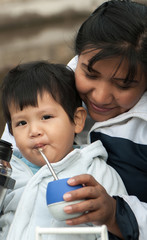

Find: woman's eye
<box><xmin>113</xmin><ymin>78</ymin><xmax>136</xmax><ymax>90</ymax></box>
<box><xmin>115</xmin><ymin>82</ymin><xmax>133</xmax><ymax>90</ymax></box>
<box><xmin>42</xmin><ymin>115</ymin><xmax>52</xmax><ymax>120</ymax></box>
<box><xmin>17</xmin><ymin>120</ymin><xmax>27</xmax><ymax>126</ymax></box>
<box><xmin>117</xmin><ymin>85</ymin><xmax>131</xmax><ymax>90</ymax></box>
<box><xmin>85</xmin><ymin>72</ymin><xmax>98</xmax><ymax>79</ymax></box>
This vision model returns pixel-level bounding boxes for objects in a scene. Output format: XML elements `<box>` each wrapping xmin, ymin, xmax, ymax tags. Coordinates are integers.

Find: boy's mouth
<box><xmin>34</xmin><ymin>143</ymin><xmax>45</xmax><ymax>150</ymax></box>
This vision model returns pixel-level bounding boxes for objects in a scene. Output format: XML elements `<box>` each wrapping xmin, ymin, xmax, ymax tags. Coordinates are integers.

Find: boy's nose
<box><xmin>29</xmin><ymin>124</ymin><xmax>43</xmax><ymax>138</ymax></box>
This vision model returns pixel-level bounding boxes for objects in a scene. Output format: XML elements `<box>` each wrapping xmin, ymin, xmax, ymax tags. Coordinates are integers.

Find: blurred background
<box><xmin>0</xmin><ymin>0</ymin><xmax>101</xmax><ymax>136</ymax></box>
<box><xmin>0</xmin><ymin>0</ymin><xmax>146</xmax><ymax>137</ymax></box>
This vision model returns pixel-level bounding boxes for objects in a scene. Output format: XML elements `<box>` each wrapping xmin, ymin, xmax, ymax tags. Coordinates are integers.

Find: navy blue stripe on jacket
<box><xmin>90</xmin><ymin>131</ymin><xmax>147</xmax><ymax>202</ymax></box>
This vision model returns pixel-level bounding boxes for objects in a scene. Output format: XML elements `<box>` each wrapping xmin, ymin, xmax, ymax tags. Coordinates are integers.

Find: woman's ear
<box><xmin>74</xmin><ymin>107</ymin><xmax>87</xmax><ymax>134</ymax></box>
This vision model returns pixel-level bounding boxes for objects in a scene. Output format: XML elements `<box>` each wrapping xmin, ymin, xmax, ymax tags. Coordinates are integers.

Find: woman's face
<box><xmin>75</xmin><ymin>50</ymin><xmax>147</xmax><ymax>122</ymax></box>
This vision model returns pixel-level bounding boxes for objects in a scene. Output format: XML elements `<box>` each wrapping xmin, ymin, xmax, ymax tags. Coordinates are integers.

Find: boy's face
<box><xmin>10</xmin><ymin>91</ymin><xmax>85</xmax><ymax>166</ymax></box>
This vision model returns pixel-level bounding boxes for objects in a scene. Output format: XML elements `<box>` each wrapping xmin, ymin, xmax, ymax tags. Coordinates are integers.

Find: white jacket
<box><xmin>0</xmin><ymin>140</ymin><xmax>127</xmax><ymax>240</ymax></box>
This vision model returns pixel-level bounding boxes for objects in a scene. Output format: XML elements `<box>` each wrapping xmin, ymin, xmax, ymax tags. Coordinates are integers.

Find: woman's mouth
<box><xmin>90</xmin><ymin>101</ymin><xmax>115</xmax><ymax>113</ymax></box>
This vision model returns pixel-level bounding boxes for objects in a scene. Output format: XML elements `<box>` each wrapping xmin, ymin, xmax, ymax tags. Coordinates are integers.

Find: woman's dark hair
<box><xmin>75</xmin><ymin>0</ymin><xmax>147</xmax><ymax>82</ymax></box>
<box><xmin>1</xmin><ymin>61</ymin><xmax>82</xmax><ymax>133</ymax></box>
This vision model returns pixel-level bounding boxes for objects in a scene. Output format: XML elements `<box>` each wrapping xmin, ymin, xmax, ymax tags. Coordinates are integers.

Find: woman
<box><xmin>63</xmin><ymin>0</ymin><xmax>147</xmax><ymax>239</ymax></box>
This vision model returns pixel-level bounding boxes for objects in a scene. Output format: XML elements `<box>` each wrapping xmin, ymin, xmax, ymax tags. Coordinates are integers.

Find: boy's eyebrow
<box><xmin>11</xmin><ymin>113</ymin><xmax>26</xmax><ymax>121</ymax></box>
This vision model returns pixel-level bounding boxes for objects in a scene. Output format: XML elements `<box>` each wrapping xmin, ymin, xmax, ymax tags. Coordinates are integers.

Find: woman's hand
<box><xmin>63</xmin><ymin>174</ymin><xmax>123</xmax><ymax>238</ymax></box>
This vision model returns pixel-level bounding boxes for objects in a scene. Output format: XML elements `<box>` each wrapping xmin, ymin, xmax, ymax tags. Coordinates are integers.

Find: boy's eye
<box><xmin>42</xmin><ymin>115</ymin><xmax>52</xmax><ymax>120</ymax></box>
<box><xmin>17</xmin><ymin>120</ymin><xmax>27</xmax><ymax>126</ymax></box>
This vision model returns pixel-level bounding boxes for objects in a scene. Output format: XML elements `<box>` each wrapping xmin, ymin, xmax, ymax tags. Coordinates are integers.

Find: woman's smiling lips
<box><xmin>90</xmin><ymin>101</ymin><xmax>116</xmax><ymax>113</ymax></box>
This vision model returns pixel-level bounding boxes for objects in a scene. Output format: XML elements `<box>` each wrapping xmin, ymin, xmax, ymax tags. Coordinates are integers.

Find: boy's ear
<box><xmin>74</xmin><ymin>107</ymin><xmax>87</xmax><ymax>134</ymax></box>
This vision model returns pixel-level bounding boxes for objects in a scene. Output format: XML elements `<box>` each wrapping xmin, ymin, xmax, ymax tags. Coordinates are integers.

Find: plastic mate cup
<box><xmin>46</xmin><ymin>177</ymin><xmax>84</xmax><ymax>221</ymax></box>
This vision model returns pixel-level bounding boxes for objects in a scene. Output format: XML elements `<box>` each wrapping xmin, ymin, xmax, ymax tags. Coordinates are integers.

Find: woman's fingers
<box><xmin>62</xmin><ymin>174</ymin><xmax>116</xmax><ymax>227</ymax></box>
<box><xmin>67</xmin><ymin>174</ymin><xmax>99</xmax><ymax>187</ymax></box>
<box><xmin>64</xmin><ymin>198</ymin><xmax>99</xmax><ymax>214</ymax></box>
<box><xmin>65</xmin><ymin>210</ymin><xmax>101</xmax><ymax>225</ymax></box>
<box><xmin>63</xmin><ymin>174</ymin><xmax>103</xmax><ymax>202</ymax></box>
<box><xmin>64</xmin><ymin>195</ymin><xmax>116</xmax><ymax>226</ymax></box>
<box><xmin>64</xmin><ymin>185</ymin><xmax>100</xmax><ymax>201</ymax></box>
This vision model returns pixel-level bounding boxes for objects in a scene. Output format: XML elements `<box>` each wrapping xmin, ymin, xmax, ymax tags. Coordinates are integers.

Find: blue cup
<box><xmin>46</xmin><ymin>178</ymin><xmax>84</xmax><ymax>221</ymax></box>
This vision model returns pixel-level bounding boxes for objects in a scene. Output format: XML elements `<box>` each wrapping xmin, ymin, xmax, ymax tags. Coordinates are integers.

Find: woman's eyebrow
<box><xmin>112</xmin><ymin>76</ymin><xmax>138</xmax><ymax>83</ymax></box>
<box><xmin>81</xmin><ymin>63</ymin><xmax>100</xmax><ymax>74</ymax></box>
<box><xmin>112</xmin><ymin>76</ymin><xmax>126</xmax><ymax>81</ymax></box>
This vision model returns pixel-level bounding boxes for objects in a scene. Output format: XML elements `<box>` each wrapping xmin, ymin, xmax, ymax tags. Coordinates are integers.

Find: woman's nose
<box><xmin>92</xmin><ymin>82</ymin><xmax>114</xmax><ymax>104</ymax></box>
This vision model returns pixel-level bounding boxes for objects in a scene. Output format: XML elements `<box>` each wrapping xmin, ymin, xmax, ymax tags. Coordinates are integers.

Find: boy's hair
<box><xmin>1</xmin><ymin>61</ymin><xmax>82</xmax><ymax>134</ymax></box>
<box><xmin>75</xmin><ymin>0</ymin><xmax>147</xmax><ymax>83</ymax></box>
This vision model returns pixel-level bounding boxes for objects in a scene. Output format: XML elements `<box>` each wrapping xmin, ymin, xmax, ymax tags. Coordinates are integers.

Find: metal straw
<box><xmin>38</xmin><ymin>148</ymin><xmax>58</xmax><ymax>180</ymax></box>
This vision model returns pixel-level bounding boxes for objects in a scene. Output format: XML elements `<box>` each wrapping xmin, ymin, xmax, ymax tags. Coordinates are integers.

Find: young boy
<box><xmin>0</xmin><ymin>61</ymin><xmax>127</xmax><ymax>240</ymax></box>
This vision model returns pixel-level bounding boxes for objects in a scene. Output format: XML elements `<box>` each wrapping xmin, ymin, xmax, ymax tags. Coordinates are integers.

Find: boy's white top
<box><xmin>0</xmin><ymin>140</ymin><xmax>127</xmax><ymax>240</ymax></box>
